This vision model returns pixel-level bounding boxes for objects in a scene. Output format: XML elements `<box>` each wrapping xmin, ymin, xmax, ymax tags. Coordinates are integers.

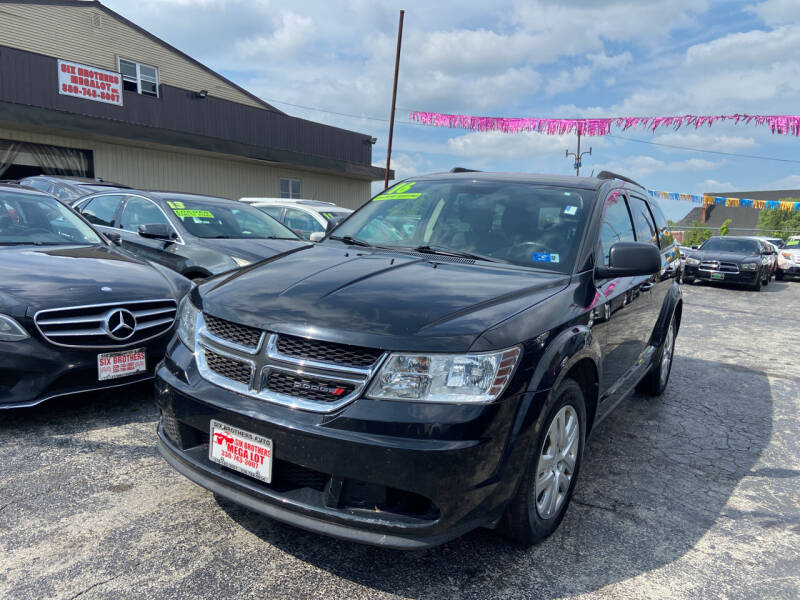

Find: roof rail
<box><xmin>450</xmin><ymin>167</ymin><xmax>482</xmax><ymax>173</ymax></box>
<box><xmin>596</xmin><ymin>170</ymin><xmax>645</xmax><ymax>189</ymax></box>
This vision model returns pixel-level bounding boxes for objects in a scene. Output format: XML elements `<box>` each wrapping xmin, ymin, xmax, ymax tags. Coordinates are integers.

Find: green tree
<box><xmin>719</xmin><ymin>218</ymin><xmax>732</xmax><ymax>236</ymax></box>
<box><xmin>757</xmin><ymin>199</ymin><xmax>800</xmax><ymax>240</ymax></box>
<box><xmin>684</xmin><ymin>220</ymin><xmax>712</xmax><ymax>247</ymax></box>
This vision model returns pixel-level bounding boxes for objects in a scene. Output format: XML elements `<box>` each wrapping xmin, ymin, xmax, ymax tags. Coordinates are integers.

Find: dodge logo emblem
<box><xmin>104</xmin><ymin>308</ymin><xmax>137</xmax><ymax>341</ymax></box>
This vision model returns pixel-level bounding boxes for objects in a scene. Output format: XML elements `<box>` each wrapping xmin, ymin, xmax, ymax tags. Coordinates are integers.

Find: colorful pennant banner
<box><xmin>647</xmin><ymin>190</ymin><xmax>800</xmax><ymax>211</ymax></box>
<box><xmin>409</xmin><ymin>111</ymin><xmax>800</xmax><ymax>136</ymax></box>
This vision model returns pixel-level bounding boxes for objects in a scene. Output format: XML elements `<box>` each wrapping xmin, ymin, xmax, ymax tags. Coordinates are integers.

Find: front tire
<box><xmin>501</xmin><ymin>379</ymin><xmax>586</xmax><ymax>546</ymax></box>
<box><xmin>751</xmin><ymin>272</ymin><xmax>762</xmax><ymax>291</ymax></box>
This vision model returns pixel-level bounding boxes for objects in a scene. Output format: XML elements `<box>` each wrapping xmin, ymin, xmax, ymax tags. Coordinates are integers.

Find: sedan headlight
<box><xmin>0</xmin><ymin>314</ymin><xmax>29</xmax><ymax>342</ymax></box>
<box><xmin>367</xmin><ymin>346</ymin><xmax>521</xmax><ymax>404</ymax></box>
<box><xmin>176</xmin><ymin>295</ymin><xmax>201</xmax><ymax>351</ymax></box>
<box><xmin>232</xmin><ymin>256</ymin><xmax>253</xmax><ymax>268</ymax></box>
<box><xmin>740</xmin><ymin>262</ymin><xmax>758</xmax><ymax>271</ymax></box>
<box><xmin>686</xmin><ymin>257</ymin><xmax>700</xmax><ymax>266</ymax></box>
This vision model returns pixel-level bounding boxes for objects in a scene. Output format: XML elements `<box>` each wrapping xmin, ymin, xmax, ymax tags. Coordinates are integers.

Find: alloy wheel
<box><xmin>535</xmin><ymin>405</ymin><xmax>579</xmax><ymax>520</ymax></box>
<box><xmin>660</xmin><ymin>321</ymin><xmax>675</xmax><ymax>387</ymax></box>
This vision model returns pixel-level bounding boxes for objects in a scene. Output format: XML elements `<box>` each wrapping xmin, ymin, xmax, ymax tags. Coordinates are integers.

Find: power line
<box><xmin>263</xmin><ymin>96</ymin><xmax>800</xmax><ymax>165</ymax></box>
<box><xmin>606</xmin><ymin>134</ymin><xmax>800</xmax><ymax>164</ymax></box>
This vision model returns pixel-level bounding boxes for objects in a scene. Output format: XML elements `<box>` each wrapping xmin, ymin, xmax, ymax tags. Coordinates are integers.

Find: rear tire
<box><xmin>637</xmin><ymin>314</ymin><xmax>676</xmax><ymax>397</ymax></box>
<box><xmin>501</xmin><ymin>379</ymin><xmax>586</xmax><ymax>546</ymax></box>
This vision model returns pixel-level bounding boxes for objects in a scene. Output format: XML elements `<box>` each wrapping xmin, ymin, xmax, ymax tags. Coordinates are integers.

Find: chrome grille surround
<box><xmin>34</xmin><ymin>299</ymin><xmax>177</xmax><ymax>348</ymax></box>
<box><xmin>699</xmin><ymin>260</ymin><xmax>740</xmax><ymax>274</ymax></box>
<box><xmin>195</xmin><ymin>314</ymin><xmax>386</xmax><ymax>413</ymax></box>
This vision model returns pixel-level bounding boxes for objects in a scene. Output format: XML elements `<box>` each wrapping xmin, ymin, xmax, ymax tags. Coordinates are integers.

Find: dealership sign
<box><xmin>58</xmin><ymin>59</ymin><xmax>122</xmax><ymax>106</ymax></box>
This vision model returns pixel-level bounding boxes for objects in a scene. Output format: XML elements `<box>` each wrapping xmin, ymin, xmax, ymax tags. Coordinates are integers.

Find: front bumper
<box><xmin>0</xmin><ymin>331</ymin><xmax>171</xmax><ymax>409</ymax></box>
<box><xmin>684</xmin><ymin>265</ymin><xmax>760</xmax><ymax>284</ymax></box>
<box><xmin>155</xmin><ymin>339</ymin><xmax>542</xmax><ymax>548</ymax></box>
<box><xmin>777</xmin><ymin>263</ymin><xmax>800</xmax><ymax>277</ymax></box>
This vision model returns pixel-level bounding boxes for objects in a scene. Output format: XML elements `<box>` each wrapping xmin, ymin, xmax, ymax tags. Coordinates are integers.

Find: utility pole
<box><xmin>384</xmin><ymin>10</ymin><xmax>405</xmax><ymax>189</ymax></box>
<box><xmin>566</xmin><ymin>131</ymin><xmax>592</xmax><ymax>176</ymax></box>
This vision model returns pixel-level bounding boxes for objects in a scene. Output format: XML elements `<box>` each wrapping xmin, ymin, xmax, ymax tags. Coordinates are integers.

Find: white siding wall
<box><xmin>0</xmin><ymin>1</ymin><xmax>267</xmax><ymax>109</ymax></box>
<box><xmin>0</xmin><ymin>126</ymin><xmax>371</xmax><ymax>209</ymax></box>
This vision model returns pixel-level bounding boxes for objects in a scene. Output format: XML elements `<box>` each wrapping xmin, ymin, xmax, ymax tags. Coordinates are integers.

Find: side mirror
<box><xmin>309</xmin><ymin>232</ymin><xmax>325</xmax><ymax>242</ymax></box>
<box><xmin>691</xmin><ymin>245</ymin><xmax>699</xmax><ymax>250</ymax></box>
<box><xmin>596</xmin><ymin>242</ymin><xmax>661</xmax><ymax>279</ymax></box>
<box><xmin>138</xmin><ymin>223</ymin><xmax>174</xmax><ymax>241</ymax></box>
<box><xmin>105</xmin><ymin>231</ymin><xmax>122</xmax><ymax>246</ymax></box>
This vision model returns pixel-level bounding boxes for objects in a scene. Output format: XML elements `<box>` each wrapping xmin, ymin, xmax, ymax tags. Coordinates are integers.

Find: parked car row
<box><xmin>681</xmin><ymin>235</ymin><xmax>800</xmax><ymax>291</ymax></box>
<box><xmin>3</xmin><ymin>171</ymin><xmax>684</xmax><ymax>551</ymax></box>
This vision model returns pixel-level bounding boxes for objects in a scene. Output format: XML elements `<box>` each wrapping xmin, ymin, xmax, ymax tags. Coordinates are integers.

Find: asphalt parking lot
<box><xmin>1</xmin><ymin>280</ymin><xmax>798</xmax><ymax>600</ymax></box>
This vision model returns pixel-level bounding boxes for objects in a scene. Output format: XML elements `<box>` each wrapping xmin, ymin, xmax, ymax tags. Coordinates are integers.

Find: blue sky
<box><xmin>105</xmin><ymin>0</ymin><xmax>800</xmax><ymax>221</ymax></box>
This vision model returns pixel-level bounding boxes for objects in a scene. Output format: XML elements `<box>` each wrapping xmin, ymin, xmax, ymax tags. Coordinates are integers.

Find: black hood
<box><xmin>0</xmin><ymin>245</ymin><xmax>183</xmax><ymax>317</ymax></box>
<box><xmin>690</xmin><ymin>250</ymin><xmax>760</xmax><ymax>262</ymax></box>
<box><xmin>199</xmin><ymin>238</ymin><xmax>307</xmax><ymax>263</ymax></box>
<box><xmin>200</xmin><ymin>244</ymin><xmax>569</xmax><ymax>352</ymax></box>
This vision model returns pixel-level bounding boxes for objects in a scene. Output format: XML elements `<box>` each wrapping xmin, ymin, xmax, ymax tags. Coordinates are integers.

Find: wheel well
<box><xmin>565</xmin><ymin>358</ymin><xmax>599</xmax><ymax>434</ymax></box>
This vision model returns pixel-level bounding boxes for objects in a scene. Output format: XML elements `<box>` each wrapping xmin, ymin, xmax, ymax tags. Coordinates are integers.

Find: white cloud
<box><xmin>596</xmin><ymin>155</ymin><xmax>721</xmax><ymax>179</ymax></box>
<box><xmin>745</xmin><ymin>0</ymin><xmax>800</xmax><ymax>25</ymax></box>
<box><xmin>699</xmin><ymin>179</ymin><xmax>736</xmax><ymax>192</ymax></box>
<box><xmin>765</xmin><ymin>174</ymin><xmax>800</xmax><ymax>189</ymax></box>
<box><xmin>448</xmin><ymin>131</ymin><xmax>578</xmax><ymax>160</ymax></box>
<box><xmin>546</xmin><ymin>66</ymin><xmax>592</xmax><ymax>96</ymax></box>
<box><xmin>652</xmin><ymin>133</ymin><xmax>758</xmax><ymax>152</ymax></box>
<box><xmin>587</xmin><ymin>51</ymin><xmax>633</xmax><ymax>71</ymax></box>
<box><xmin>236</xmin><ymin>12</ymin><xmax>315</xmax><ymax>60</ymax></box>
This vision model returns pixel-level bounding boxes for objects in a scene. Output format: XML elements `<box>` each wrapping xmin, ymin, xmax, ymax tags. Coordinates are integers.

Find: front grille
<box><xmin>272</xmin><ymin>460</ymin><xmax>329</xmax><ymax>492</ymax></box>
<box><xmin>35</xmin><ymin>299</ymin><xmax>177</xmax><ymax>348</ymax></box>
<box><xmin>204</xmin><ymin>314</ymin><xmax>262</xmax><ymax>348</ymax></box>
<box><xmin>277</xmin><ymin>334</ymin><xmax>382</xmax><ymax>368</ymax></box>
<box><xmin>205</xmin><ymin>350</ymin><xmax>252</xmax><ymax>385</ymax></box>
<box><xmin>700</xmin><ymin>260</ymin><xmax>739</xmax><ymax>273</ymax></box>
<box><xmin>263</xmin><ymin>371</ymin><xmax>355</xmax><ymax>402</ymax></box>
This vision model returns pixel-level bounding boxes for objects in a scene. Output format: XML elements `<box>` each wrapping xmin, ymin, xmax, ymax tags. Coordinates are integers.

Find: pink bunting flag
<box><xmin>409</xmin><ymin>112</ymin><xmax>800</xmax><ymax>136</ymax></box>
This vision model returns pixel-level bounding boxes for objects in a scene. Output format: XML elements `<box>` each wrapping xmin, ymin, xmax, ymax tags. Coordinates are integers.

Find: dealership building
<box><xmin>0</xmin><ymin>0</ymin><xmax>387</xmax><ymax>208</ymax></box>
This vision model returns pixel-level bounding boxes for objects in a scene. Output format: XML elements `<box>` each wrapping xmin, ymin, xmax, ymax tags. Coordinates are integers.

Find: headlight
<box><xmin>176</xmin><ymin>295</ymin><xmax>201</xmax><ymax>351</ymax></box>
<box><xmin>686</xmin><ymin>257</ymin><xmax>700</xmax><ymax>266</ymax></box>
<box><xmin>0</xmin><ymin>314</ymin><xmax>29</xmax><ymax>342</ymax></box>
<box><xmin>232</xmin><ymin>256</ymin><xmax>252</xmax><ymax>268</ymax></box>
<box><xmin>781</xmin><ymin>252</ymin><xmax>793</xmax><ymax>260</ymax></box>
<box><xmin>740</xmin><ymin>262</ymin><xmax>758</xmax><ymax>271</ymax></box>
<box><xmin>367</xmin><ymin>346</ymin><xmax>521</xmax><ymax>404</ymax></box>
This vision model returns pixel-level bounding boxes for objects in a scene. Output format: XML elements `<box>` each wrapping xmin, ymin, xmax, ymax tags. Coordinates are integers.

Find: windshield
<box><xmin>785</xmin><ymin>238</ymin><xmax>800</xmax><ymax>249</ymax></box>
<box><xmin>330</xmin><ymin>180</ymin><xmax>593</xmax><ymax>272</ymax></box>
<box><xmin>699</xmin><ymin>238</ymin><xmax>760</xmax><ymax>255</ymax></box>
<box><xmin>0</xmin><ymin>191</ymin><xmax>102</xmax><ymax>246</ymax></box>
<box><xmin>164</xmin><ymin>198</ymin><xmax>299</xmax><ymax>240</ymax></box>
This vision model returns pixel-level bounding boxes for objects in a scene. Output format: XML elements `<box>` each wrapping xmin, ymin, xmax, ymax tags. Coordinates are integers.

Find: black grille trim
<box><xmin>276</xmin><ymin>334</ymin><xmax>382</xmax><ymax>368</ymax></box>
<box><xmin>263</xmin><ymin>371</ymin><xmax>356</xmax><ymax>403</ymax></box>
<box><xmin>204</xmin><ymin>314</ymin><xmax>262</xmax><ymax>348</ymax></box>
<box><xmin>205</xmin><ymin>350</ymin><xmax>252</xmax><ymax>385</ymax></box>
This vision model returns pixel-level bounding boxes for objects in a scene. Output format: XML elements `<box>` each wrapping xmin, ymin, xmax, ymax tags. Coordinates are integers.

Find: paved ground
<box><xmin>1</xmin><ymin>279</ymin><xmax>799</xmax><ymax>600</ymax></box>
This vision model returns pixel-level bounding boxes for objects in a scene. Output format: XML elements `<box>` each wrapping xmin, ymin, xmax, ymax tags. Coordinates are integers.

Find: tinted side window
<box><xmin>628</xmin><ymin>196</ymin><xmax>659</xmax><ymax>247</ymax></box>
<box><xmin>599</xmin><ymin>192</ymin><xmax>635</xmax><ymax>265</ymax></box>
<box><xmin>258</xmin><ymin>206</ymin><xmax>284</xmax><ymax>220</ymax></box>
<box><xmin>120</xmin><ymin>196</ymin><xmax>170</xmax><ymax>231</ymax></box>
<box><xmin>80</xmin><ymin>195</ymin><xmax>124</xmax><ymax>227</ymax></box>
<box><xmin>647</xmin><ymin>198</ymin><xmax>675</xmax><ymax>248</ymax></box>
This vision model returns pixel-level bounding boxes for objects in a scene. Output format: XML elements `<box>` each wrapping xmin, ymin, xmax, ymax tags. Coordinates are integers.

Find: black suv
<box><xmin>155</xmin><ymin>171</ymin><xmax>682</xmax><ymax>548</ymax></box>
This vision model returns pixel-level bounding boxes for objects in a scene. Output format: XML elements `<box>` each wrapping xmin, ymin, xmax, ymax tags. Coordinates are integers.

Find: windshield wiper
<box><xmin>410</xmin><ymin>245</ymin><xmax>501</xmax><ymax>263</ymax></box>
<box><xmin>329</xmin><ymin>235</ymin><xmax>372</xmax><ymax>247</ymax></box>
<box><xmin>0</xmin><ymin>241</ymin><xmax>65</xmax><ymax>246</ymax></box>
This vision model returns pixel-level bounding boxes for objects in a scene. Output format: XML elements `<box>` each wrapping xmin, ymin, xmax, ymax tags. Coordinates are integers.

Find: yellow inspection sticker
<box><xmin>173</xmin><ymin>209</ymin><xmax>215</xmax><ymax>218</ymax></box>
<box><xmin>373</xmin><ymin>182</ymin><xmax>421</xmax><ymax>201</ymax></box>
<box><xmin>166</xmin><ymin>201</ymin><xmax>185</xmax><ymax>209</ymax></box>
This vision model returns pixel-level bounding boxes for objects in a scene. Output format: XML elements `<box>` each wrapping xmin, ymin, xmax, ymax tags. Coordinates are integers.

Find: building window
<box><xmin>280</xmin><ymin>178</ymin><xmax>302</xmax><ymax>199</ymax></box>
<box><xmin>118</xmin><ymin>58</ymin><xmax>159</xmax><ymax>97</ymax></box>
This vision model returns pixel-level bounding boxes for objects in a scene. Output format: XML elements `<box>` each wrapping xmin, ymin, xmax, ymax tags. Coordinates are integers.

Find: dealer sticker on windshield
<box><xmin>209</xmin><ymin>420</ymin><xmax>273</xmax><ymax>483</ymax></box>
<box><xmin>532</xmin><ymin>252</ymin><xmax>559</xmax><ymax>263</ymax></box>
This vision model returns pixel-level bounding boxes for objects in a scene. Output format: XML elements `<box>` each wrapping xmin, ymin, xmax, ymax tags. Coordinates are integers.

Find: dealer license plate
<box><xmin>97</xmin><ymin>348</ymin><xmax>146</xmax><ymax>381</ymax></box>
<box><xmin>711</xmin><ymin>272</ymin><xmax>725</xmax><ymax>280</ymax></box>
<box><xmin>209</xmin><ymin>420</ymin><xmax>273</xmax><ymax>483</ymax></box>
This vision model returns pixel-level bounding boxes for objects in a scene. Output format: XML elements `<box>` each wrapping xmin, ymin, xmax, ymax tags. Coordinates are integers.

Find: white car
<box><xmin>777</xmin><ymin>236</ymin><xmax>800</xmax><ymax>280</ymax></box>
<box><xmin>239</xmin><ymin>198</ymin><xmax>353</xmax><ymax>240</ymax></box>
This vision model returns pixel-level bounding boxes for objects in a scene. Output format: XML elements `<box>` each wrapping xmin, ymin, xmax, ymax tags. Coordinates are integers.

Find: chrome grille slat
<box><xmin>34</xmin><ymin>299</ymin><xmax>177</xmax><ymax>348</ymax></box>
